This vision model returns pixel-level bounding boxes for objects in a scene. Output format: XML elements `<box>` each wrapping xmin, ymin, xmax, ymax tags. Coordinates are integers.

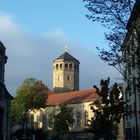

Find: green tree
<box><xmin>11</xmin><ymin>78</ymin><xmax>48</xmax><ymax>128</ymax></box>
<box><xmin>53</xmin><ymin>104</ymin><xmax>74</xmax><ymax>133</ymax></box>
<box><xmin>83</xmin><ymin>0</ymin><xmax>140</xmax><ymax>88</ymax></box>
<box><xmin>84</xmin><ymin>2</ymin><xmax>140</xmax><ymax>139</ymax></box>
<box><xmin>89</xmin><ymin>78</ymin><xmax>126</xmax><ymax>140</ymax></box>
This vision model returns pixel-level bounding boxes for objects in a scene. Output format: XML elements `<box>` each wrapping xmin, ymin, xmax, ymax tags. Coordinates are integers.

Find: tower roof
<box><xmin>54</xmin><ymin>52</ymin><xmax>79</xmax><ymax>63</ymax></box>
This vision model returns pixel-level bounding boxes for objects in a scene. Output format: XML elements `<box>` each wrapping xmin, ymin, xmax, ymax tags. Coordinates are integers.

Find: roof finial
<box><xmin>65</xmin><ymin>46</ymin><xmax>68</xmax><ymax>52</ymax></box>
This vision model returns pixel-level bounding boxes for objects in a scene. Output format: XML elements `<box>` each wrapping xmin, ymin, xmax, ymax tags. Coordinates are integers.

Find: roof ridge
<box><xmin>47</xmin><ymin>88</ymin><xmax>98</xmax><ymax>106</ymax></box>
<box><xmin>53</xmin><ymin>52</ymin><xmax>79</xmax><ymax>63</ymax></box>
<box><xmin>59</xmin><ymin>88</ymin><xmax>95</xmax><ymax>94</ymax></box>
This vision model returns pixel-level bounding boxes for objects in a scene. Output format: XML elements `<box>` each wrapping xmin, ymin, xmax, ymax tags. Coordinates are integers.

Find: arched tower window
<box><xmin>69</xmin><ymin>63</ymin><xmax>73</xmax><ymax>70</ymax></box>
<box><xmin>58</xmin><ymin>76</ymin><xmax>60</xmax><ymax>81</ymax></box>
<box><xmin>56</xmin><ymin>64</ymin><xmax>59</xmax><ymax>70</ymax></box>
<box><xmin>60</xmin><ymin>63</ymin><xmax>63</xmax><ymax>69</ymax></box>
<box><xmin>85</xmin><ymin>111</ymin><xmax>88</xmax><ymax>126</ymax></box>
<box><xmin>65</xmin><ymin>63</ymin><xmax>68</xmax><ymax>70</ymax></box>
<box><xmin>67</xmin><ymin>76</ymin><xmax>71</xmax><ymax>81</ymax></box>
<box><xmin>67</xmin><ymin>76</ymin><xmax>69</xmax><ymax>81</ymax></box>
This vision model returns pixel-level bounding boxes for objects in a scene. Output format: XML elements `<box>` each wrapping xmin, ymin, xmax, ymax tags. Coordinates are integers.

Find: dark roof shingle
<box><xmin>54</xmin><ymin>52</ymin><xmax>79</xmax><ymax>63</ymax></box>
<box><xmin>47</xmin><ymin>88</ymin><xmax>98</xmax><ymax>106</ymax></box>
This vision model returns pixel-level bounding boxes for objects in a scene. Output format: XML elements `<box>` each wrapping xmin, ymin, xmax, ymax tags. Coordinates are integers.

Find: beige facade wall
<box><xmin>63</xmin><ymin>71</ymin><xmax>75</xmax><ymax>90</ymax></box>
<box><xmin>30</xmin><ymin>101</ymin><xmax>124</xmax><ymax>140</ymax></box>
<box><xmin>53</xmin><ymin>68</ymin><xmax>64</xmax><ymax>88</ymax></box>
<box><xmin>30</xmin><ymin>101</ymin><xmax>94</xmax><ymax>131</ymax></box>
<box><xmin>30</xmin><ymin>108</ymin><xmax>45</xmax><ymax>129</ymax></box>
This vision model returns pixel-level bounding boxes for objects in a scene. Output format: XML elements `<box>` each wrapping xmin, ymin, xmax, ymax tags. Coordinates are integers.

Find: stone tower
<box><xmin>53</xmin><ymin>51</ymin><xmax>80</xmax><ymax>93</ymax></box>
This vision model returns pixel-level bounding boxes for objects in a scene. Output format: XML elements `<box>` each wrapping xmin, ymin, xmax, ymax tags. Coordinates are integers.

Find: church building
<box><xmin>30</xmin><ymin>51</ymin><xmax>98</xmax><ymax>132</ymax></box>
<box><xmin>29</xmin><ymin>50</ymin><xmax>124</xmax><ymax>140</ymax></box>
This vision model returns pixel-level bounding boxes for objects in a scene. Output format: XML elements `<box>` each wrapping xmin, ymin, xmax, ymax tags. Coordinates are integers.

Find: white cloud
<box><xmin>0</xmin><ymin>14</ymin><xmax>121</xmax><ymax>96</ymax></box>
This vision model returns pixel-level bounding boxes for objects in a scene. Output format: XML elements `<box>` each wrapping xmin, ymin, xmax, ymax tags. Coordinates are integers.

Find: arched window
<box><xmin>65</xmin><ymin>63</ymin><xmax>68</xmax><ymax>70</ymax></box>
<box><xmin>43</xmin><ymin>115</ymin><xmax>47</xmax><ymax>129</ymax></box>
<box><xmin>58</xmin><ymin>76</ymin><xmax>61</xmax><ymax>81</ymax></box>
<box><xmin>76</xmin><ymin>111</ymin><xmax>81</xmax><ymax>128</ymax></box>
<box><xmin>69</xmin><ymin>63</ymin><xmax>73</xmax><ymax>70</ymax></box>
<box><xmin>67</xmin><ymin>76</ymin><xmax>70</xmax><ymax>81</ymax></box>
<box><xmin>56</xmin><ymin>64</ymin><xmax>59</xmax><ymax>70</ymax></box>
<box><xmin>48</xmin><ymin>114</ymin><xmax>53</xmax><ymax>128</ymax></box>
<box><xmin>29</xmin><ymin>114</ymin><xmax>34</xmax><ymax>128</ymax></box>
<box><xmin>60</xmin><ymin>63</ymin><xmax>63</xmax><ymax>69</ymax></box>
<box><xmin>85</xmin><ymin>111</ymin><xmax>88</xmax><ymax>126</ymax></box>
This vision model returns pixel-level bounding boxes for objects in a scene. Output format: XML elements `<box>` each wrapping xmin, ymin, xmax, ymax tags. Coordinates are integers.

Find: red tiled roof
<box><xmin>47</xmin><ymin>88</ymin><xmax>98</xmax><ymax>106</ymax></box>
<box><xmin>44</xmin><ymin>87</ymin><xmax>54</xmax><ymax>97</ymax></box>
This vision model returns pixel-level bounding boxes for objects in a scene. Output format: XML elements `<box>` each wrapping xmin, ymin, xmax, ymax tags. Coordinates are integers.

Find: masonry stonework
<box><xmin>53</xmin><ymin>52</ymin><xmax>80</xmax><ymax>93</ymax></box>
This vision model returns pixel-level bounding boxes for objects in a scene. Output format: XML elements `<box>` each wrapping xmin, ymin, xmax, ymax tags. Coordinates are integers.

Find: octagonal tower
<box><xmin>53</xmin><ymin>51</ymin><xmax>80</xmax><ymax>93</ymax></box>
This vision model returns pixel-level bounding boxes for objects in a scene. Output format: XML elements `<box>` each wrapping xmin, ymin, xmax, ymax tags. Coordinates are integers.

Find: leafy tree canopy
<box><xmin>84</xmin><ymin>0</ymin><xmax>135</xmax><ymax>29</ymax></box>
<box><xmin>83</xmin><ymin>0</ymin><xmax>140</xmax><ymax>76</ymax></box>
<box><xmin>53</xmin><ymin>104</ymin><xmax>74</xmax><ymax>133</ymax></box>
<box><xmin>88</xmin><ymin>78</ymin><xmax>127</xmax><ymax>140</ymax></box>
<box><xmin>11</xmin><ymin>78</ymin><xmax>48</xmax><ymax>123</ymax></box>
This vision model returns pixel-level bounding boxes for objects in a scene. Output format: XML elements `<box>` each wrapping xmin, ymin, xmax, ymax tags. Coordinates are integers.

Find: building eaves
<box><xmin>47</xmin><ymin>88</ymin><xmax>99</xmax><ymax>106</ymax></box>
<box><xmin>53</xmin><ymin>52</ymin><xmax>80</xmax><ymax>63</ymax></box>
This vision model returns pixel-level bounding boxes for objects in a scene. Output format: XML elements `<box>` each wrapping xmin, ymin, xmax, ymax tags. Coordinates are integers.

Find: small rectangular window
<box><xmin>58</xmin><ymin>76</ymin><xmax>60</xmax><ymax>81</ymax></box>
<box><xmin>67</xmin><ymin>76</ymin><xmax>70</xmax><ymax>81</ymax></box>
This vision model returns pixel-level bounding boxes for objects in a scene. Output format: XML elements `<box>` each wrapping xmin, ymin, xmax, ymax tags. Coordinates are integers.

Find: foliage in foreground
<box><xmin>11</xmin><ymin>78</ymin><xmax>48</xmax><ymax>126</ymax></box>
<box><xmin>53</xmin><ymin>104</ymin><xmax>74</xmax><ymax>133</ymax></box>
<box><xmin>84</xmin><ymin>0</ymin><xmax>140</xmax><ymax>89</ymax></box>
<box><xmin>89</xmin><ymin>78</ymin><xmax>127</xmax><ymax>140</ymax></box>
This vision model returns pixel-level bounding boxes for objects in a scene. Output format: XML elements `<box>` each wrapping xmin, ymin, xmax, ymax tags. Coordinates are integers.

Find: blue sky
<box><xmin>0</xmin><ymin>0</ymin><xmax>105</xmax><ymax>47</ymax></box>
<box><xmin>0</xmin><ymin>0</ymin><xmax>121</xmax><ymax>95</ymax></box>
